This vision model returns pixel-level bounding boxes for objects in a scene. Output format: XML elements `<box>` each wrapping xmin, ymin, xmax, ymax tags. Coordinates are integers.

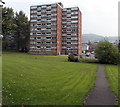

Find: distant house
<box><xmin>82</xmin><ymin>43</ymin><xmax>89</xmax><ymax>53</ymax></box>
<box><xmin>89</xmin><ymin>42</ymin><xmax>98</xmax><ymax>51</ymax></box>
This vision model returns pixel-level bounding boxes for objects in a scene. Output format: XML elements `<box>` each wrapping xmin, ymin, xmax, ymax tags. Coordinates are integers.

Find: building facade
<box><xmin>29</xmin><ymin>2</ymin><xmax>82</xmax><ymax>55</ymax></box>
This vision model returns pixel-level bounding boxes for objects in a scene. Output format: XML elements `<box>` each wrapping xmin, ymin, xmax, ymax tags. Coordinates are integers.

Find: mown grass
<box><xmin>105</xmin><ymin>65</ymin><xmax>118</xmax><ymax>99</ymax></box>
<box><xmin>2</xmin><ymin>51</ymin><xmax>98</xmax><ymax>105</ymax></box>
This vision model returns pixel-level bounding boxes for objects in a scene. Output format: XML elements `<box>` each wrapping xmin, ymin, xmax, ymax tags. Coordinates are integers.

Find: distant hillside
<box><xmin>107</xmin><ymin>36</ymin><xmax>118</xmax><ymax>43</ymax></box>
<box><xmin>82</xmin><ymin>34</ymin><xmax>118</xmax><ymax>43</ymax></box>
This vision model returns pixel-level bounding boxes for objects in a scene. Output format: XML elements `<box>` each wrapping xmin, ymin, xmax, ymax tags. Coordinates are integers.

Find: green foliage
<box><xmin>14</xmin><ymin>11</ymin><xmax>30</xmax><ymax>52</ymax></box>
<box><xmin>2</xmin><ymin>7</ymin><xmax>16</xmax><ymax>50</ymax></box>
<box><xmin>68</xmin><ymin>54</ymin><xmax>78</xmax><ymax>62</ymax></box>
<box><xmin>95</xmin><ymin>41</ymin><xmax>118</xmax><ymax>64</ymax></box>
<box><xmin>2</xmin><ymin>7</ymin><xmax>29</xmax><ymax>52</ymax></box>
<box><xmin>2</xmin><ymin>7</ymin><xmax>15</xmax><ymax>35</ymax></box>
<box><xmin>2</xmin><ymin>52</ymin><xmax>98</xmax><ymax>105</ymax></box>
<box><xmin>79</xmin><ymin>58</ymin><xmax>99</xmax><ymax>63</ymax></box>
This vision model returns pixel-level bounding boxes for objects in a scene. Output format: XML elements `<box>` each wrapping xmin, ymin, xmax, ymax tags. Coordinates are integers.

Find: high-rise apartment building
<box><xmin>29</xmin><ymin>2</ymin><xmax>82</xmax><ymax>55</ymax></box>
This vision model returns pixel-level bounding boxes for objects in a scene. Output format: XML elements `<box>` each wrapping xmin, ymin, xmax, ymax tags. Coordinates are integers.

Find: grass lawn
<box><xmin>105</xmin><ymin>65</ymin><xmax>118</xmax><ymax>99</ymax></box>
<box><xmin>2</xmin><ymin>51</ymin><xmax>98</xmax><ymax>105</ymax></box>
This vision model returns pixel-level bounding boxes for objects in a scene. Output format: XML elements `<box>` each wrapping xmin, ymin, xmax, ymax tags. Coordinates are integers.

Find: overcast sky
<box><xmin>3</xmin><ymin>0</ymin><xmax>119</xmax><ymax>37</ymax></box>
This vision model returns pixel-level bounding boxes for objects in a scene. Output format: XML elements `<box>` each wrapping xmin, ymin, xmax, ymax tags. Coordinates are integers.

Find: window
<box><xmin>72</xmin><ymin>16</ymin><xmax>78</xmax><ymax>18</ymax></box>
<box><xmin>37</xmin><ymin>33</ymin><xmax>41</xmax><ymax>35</ymax></box>
<box><xmin>71</xmin><ymin>38</ymin><xmax>77</xmax><ymax>40</ymax></box>
<box><xmin>37</xmin><ymin>46</ymin><xmax>41</xmax><ymax>49</ymax></box>
<box><xmin>30</xmin><ymin>24</ymin><xmax>37</xmax><ymax>27</ymax></box>
<box><xmin>41</xmin><ymin>28</ymin><xmax>46</xmax><ymax>31</ymax></box>
<box><xmin>47</xmin><ymin>23</ymin><xmax>51</xmax><ymax>25</ymax></box>
<box><xmin>31</xmin><ymin>19</ymin><xmax>37</xmax><ymax>22</ymax></box>
<box><xmin>52</xmin><ymin>37</ymin><xmax>56</xmax><ymax>39</ymax></box>
<box><xmin>41</xmin><ymin>14</ymin><xmax>46</xmax><ymax>17</ymax></box>
<box><xmin>42</xmin><ymin>23</ymin><xmax>46</xmax><ymax>26</ymax></box>
<box><xmin>72</xmin><ymin>25</ymin><xmax>78</xmax><ymax>27</ymax></box>
<box><xmin>67</xmin><ymin>38</ymin><xmax>71</xmax><ymax>40</ymax></box>
<box><xmin>67</xmin><ymin>42</ymin><xmax>71</xmax><ymax>44</ymax></box>
<box><xmin>51</xmin><ymin>4</ymin><xmax>57</xmax><ymax>7</ymax></box>
<box><xmin>71</xmin><ymin>20</ymin><xmax>78</xmax><ymax>23</ymax></box>
<box><xmin>71</xmin><ymin>42</ymin><xmax>78</xmax><ymax>44</ymax></box>
<box><xmin>37</xmin><ymin>19</ymin><xmax>41</xmax><ymax>21</ymax></box>
<box><xmin>71</xmin><ymin>7</ymin><xmax>78</xmax><ymax>10</ymax></box>
<box><xmin>71</xmin><ymin>12</ymin><xmax>78</xmax><ymax>14</ymax></box>
<box><xmin>37</xmin><ymin>37</ymin><xmax>41</xmax><ymax>40</ymax></box>
<box><xmin>51</xmin><ymin>18</ymin><xmax>56</xmax><ymax>21</ymax></box>
<box><xmin>46</xmin><ymin>37</ymin><xmax>51</xmax><ymax>39</ymax></box>
<box><xmin>37</xmin><ymin>42</ymin><xmax>41</xmax><ymax>44</ymax></box>
<box><xmin>30</xmin><ymin>37</ymin><xmax>34</xmax><ymax>40</ymax></box>
<box><xmin>46</xmin><ymin>32</ymin><xmax>51</xmax><ymax>35</ymax></box>
<box><xmin>51</xmin><ymin>23</ymin><xmax>56</xmax><ymax>25</ymax></box>
<box><xmin>41</xmin><ymin>10</ymin><xmax>46</xmax><ymax>12</ymax></box>
<box><xmin>47</xmin><ymin>14</ymin><xmax>51</xmax><ymax>17</ymax></box>
<box><xmin>31</xmin><ymin>15</ymin><xmax>37</xmax><ymax>18</ymax></box>
<box><xmin>52</xmin><ymin>32</ymin><xmax>56</xmax><ymax>35</ymax></box>
<box><xmin>30</xmin><ymin>42</ymin><xmax>35</xmax><ymax>44</ymax></box>
<box><xmin>51</xmin><ymin>14</ymin><xmax>56</xmax><ymax>16</ymax></box>
<box><xmin>31</xmin><ymin>6</ymin><xmax>37</xmax><ymax>9</ymax></box>
<box><xmin>47</xmin><ymin>6</ymin><xmax>51</xmax><ymax>9</ymax></box>
<box><xmin>31</xmin><ymin>10</ymin><xmax>37</xmax><ymax>13</ymax></box>
<box><xmin>37</xmin><ymin>24</ymin><xmax>41</xmax><ymax>26</ymax></box>
<box><xmin>33</xmin><ymin>33</ymin><xmax>36</xmax><ymax>35</ymax></box>
<box><xmin>37</xmin><ymin>28</ymin><xmax>41</xmax><ymax>31</ymax></box>
<box><xmin>46</xmin><ymin>46</ymin><xmax>51</xmax><ymax>48</ymax></box>
<box><xmin>30</xmin><ymin>33</ymin><xmax>33</xmax><ymax>35</ymax></box>
<box><xmin>72</xmin><ymin>29</ymin><xmax>78</xmax><ymax>31</ymax></box>
<box><xmin>41</xmin><ymin>5</ymin><xmax>47</xmax><ymax>8</ymax></box>
<box><xmin>37</xmin><ymin>7</ymin><xmax>41</xmax><ymax>10</ymax></box>
<box><xmin>51</xmin><ymin>27</ymin><xmax>56</xmax><ymax>30</ymax></box>
<box><xmin>30</xmin><ymin>46</ymin><xmax>35</xmax><ymax>49</ymax></box>
<box><xmin>67</xmin><ymin>34</ymin><xmax>71</xmax><ymax>36</ymax></box>
<box><xmin>67</xmin><ymin>10</ymin><xmax>71</xmax><ymax>12</ymax></box>
<box><xmin>41</xmin><ymin>37</ymin><xmax>46</xmax><ymax>39</ymax></box>
<box><xmin>41</xmin><ymin>19</ymin><xmax>46</xmax><ymax>21</ymax></box>
<box><xmin>42</xmin><ymin>33</ymin><xmax>45</xmax><ymax>35</ymax></box>
<box><xmin>46</xmin><ymin>28</ymin><xmax>51</xmax><ymax>30</ymax></box>
<box><xmin>51</xmin><ymin>9</ymin><xmax>56</xmax><ymax>11</ymax></box>
<box><xmin>72</xmin><ymin>33</ymin><xmax>77</xmax><ymax>36</ymax></box>
<box><xmin>46</xmin><ymin>42</ymin><xmax>51</xmax><ymax>44</ymax></box>
<box><xmin>63</xmin><ymin>8</ymin><xmax>67</xmax><ymax>11</ymax></box>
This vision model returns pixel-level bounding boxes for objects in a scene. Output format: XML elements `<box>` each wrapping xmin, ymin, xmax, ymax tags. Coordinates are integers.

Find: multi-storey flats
<box><xmin>29</xmin><ymin>2</ymin><xmax>82</xmax><ymax>55</ymax></box>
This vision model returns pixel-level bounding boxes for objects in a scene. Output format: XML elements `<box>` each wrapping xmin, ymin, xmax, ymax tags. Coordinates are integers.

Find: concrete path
<box><xmin>84</xmin><ymin>64</ymin><xmax>117</xmax><ymax>105</ymax></box>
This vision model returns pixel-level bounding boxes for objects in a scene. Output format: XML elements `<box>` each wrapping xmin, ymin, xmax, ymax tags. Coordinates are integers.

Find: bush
<box><xmin>79</xmin><ymin>58</ymin><xmax>99</xmax><ymax>63</ymax></box>
<box><xmin>95</xmin><ymin>41</ymin><xmax>118</xmax><ymax>64</ymax></box>
<box><xmin>68</xmin><ymin>54</ymin><xmax>78</xmax><ymax>62</ymax></box>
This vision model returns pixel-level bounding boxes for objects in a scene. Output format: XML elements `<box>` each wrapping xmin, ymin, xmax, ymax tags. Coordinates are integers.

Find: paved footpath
<box><xmin>84</xmin><ymin>64</ymin><xmax>118</xmax><ymax>105</ymax></box>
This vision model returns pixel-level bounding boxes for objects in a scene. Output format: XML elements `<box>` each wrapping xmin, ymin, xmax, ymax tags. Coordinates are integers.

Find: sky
<box><xmin>2</xmin><ymin>0</ymin><xmax>119</xmax><ymax>37</ymax></box>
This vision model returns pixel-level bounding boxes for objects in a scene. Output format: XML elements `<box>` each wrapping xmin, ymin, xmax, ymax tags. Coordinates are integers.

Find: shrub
<box><xmin>79</xmin><ymin>58</ymin><xmax>99</xmax><ymax>63</ymax></box>
<box><xmin>68</xmin><ymin>54</ymin><xmax>78</xmax><ymax>62</ymax></box>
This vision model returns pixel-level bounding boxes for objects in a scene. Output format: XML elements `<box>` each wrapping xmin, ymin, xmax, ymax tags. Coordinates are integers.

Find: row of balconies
<box><xmin>30</xmin><ymin>36</ymin><xmax>57</xmax><ymax>40</ymax></box>
<box><xmin>31</xmin><ymin>4</ymin><xmax>57</xmax><ymax>10</ymax></box>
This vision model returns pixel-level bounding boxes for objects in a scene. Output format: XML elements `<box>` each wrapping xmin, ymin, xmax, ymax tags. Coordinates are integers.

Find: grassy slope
<box><xmin>105</xmin><ymin>65</ymin><xmax>118</xmax><ymax>99</ymax></box>
<box><xmin>2</xmin><ymin>52</ymin><xmax>98</xmax><ymax>105</ymax></box>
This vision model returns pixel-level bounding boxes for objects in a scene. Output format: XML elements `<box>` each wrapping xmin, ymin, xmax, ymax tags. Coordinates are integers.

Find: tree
<box><xmin>95</xmin><ymin>41</ymin><xmax>118</xmax><ymax>64</ymax></box>
<box><xmin>118</xmin><ymin>40</ymin><xmax>120</xmax><ymax>52</ymax></box>
<box><xmin>14</xmin><ymin>11</ymin><xmax>29</xmax><ymax>52</ymax></box>
<box><xmin>2</xmin><ymin>7</ymin><xmax>17</xmax><ymax>50</ymax></box>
